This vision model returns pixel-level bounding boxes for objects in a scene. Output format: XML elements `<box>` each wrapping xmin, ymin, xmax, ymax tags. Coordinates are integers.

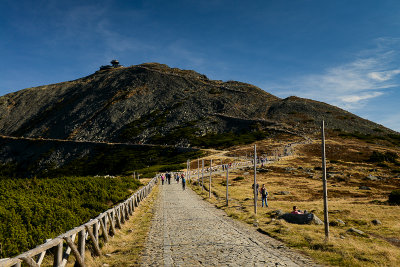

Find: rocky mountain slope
<box><xmin>0</xmin><ymin>62</ymin><xmax>397</xmax><ymax>148</ymax></box>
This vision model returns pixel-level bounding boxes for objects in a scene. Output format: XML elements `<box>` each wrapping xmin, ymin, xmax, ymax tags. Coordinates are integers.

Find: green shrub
<box><xmin>39</xmin><ymin>146</ymin><xmax>201</xmax><ymax>178</ymax></box>
<box><xmin>377</xmin><ymin>163</ymin><xmax>389</xmax><ymax>168</ymax></box>
<box><xmin>233</xmin><ymin>176</ymin><xmax>245</xmax><ymax>181</ymax></box>
<box><xmin>389</xmin><ymin>190</ymin><xmax>400</xmax><ymax>205</ymax></box>
<box><xmin>368</xmin><ymin>151</ymin><xmax>398</xmax><ymax>164</ymax></box>
<box><xmin>0</xmin><ymin>176</ymin><xmax>141</xmax><ymax>258</ymax></box>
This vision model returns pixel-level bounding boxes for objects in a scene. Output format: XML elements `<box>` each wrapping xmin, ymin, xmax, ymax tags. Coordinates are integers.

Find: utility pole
<box><xmin>197</xmin><ymin>158</ymin><xmax>200</xmax><ymax>185</ymax></box>
<box><xmin>254</xmin><ymin>144</ymin><xmax>257</xmax><ymax>214</ymax></box>
<box><xmin>188</xmin><ymin>159</ymin><xmax>191</xmax><ymax>183</ymax></box>
<box><xmin>202</xmin><ymin>159</ymin><xmax>204</xmax><ymax>191</ymax></box>
<box><xmin>321</xmin><ymin>120</ymin><xmax>329</xmax><ymax>240</ymax></box>
<box><xmin>186</xmin><ymin>159</ymin><xmax>189</xmax><ymax>183</ymax></box>
<box><xmin>209</xmin><ymin>159</ymin><xmax>212</xmax><ymax>198</ymax></box>
<box><xmin>226</xmin><ymin>164</ymin><xmax>229</xmax><ymax>206</ymax></box>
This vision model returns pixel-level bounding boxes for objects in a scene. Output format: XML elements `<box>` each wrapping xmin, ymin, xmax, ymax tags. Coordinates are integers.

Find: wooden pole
<box><xmin>188</xmin><ymin>159</ymin><xmax>191</xmax><ymax>183</ymax></box>
<box><xmin>197</xmin><ymin>158</ymin><xmax>200</xmax><ymax>184</ymax></box>
<box><xmin>201</xmin><ymin>159</ymin><xmax>204</xmax><ymax>191</ymax></box>
<box><xmin>254</xmin><ymin>144</ymin><xmax>257</xmax><ymax>214</ymax></box>
<box><xmin>321</xmin><ymin>120</ymin><xmax>329</xmax><ymax>240</ymax></box>
<box><xmin>226</xmin><ymin>165</ymin><xmax>229</xmax><ymax>206</ymax></box>
<box><xmin>209</xmin><ymin>159</ymin><xmax>212</xmax><ymax>198</ymax></box>
<box><xmin>85</xmin><ymin>225</ymin><xmax>102</xmax><ymax>256</ymax></box>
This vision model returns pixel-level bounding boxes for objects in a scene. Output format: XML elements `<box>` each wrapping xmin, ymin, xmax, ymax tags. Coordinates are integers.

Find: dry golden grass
<box><xmin>190</xmin><ymin>137</ymin><xmax>400</xmax><ymax>266</ymax></box>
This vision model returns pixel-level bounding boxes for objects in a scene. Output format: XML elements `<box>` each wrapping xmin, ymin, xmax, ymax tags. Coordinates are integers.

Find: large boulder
<box><xmin>271</xmin><ymin>209</ymin><xmax>285</xmax><ymax>218</ymax></box>
<box><xmin>359</xmin><ymin>185</ymin><xmax>371</xmax><ymax>190</ymax></box>
<box><xmin>329</xmin><ymin>219</ymin><xmax>345</xmax><ymax>226</ymax></box>
<box><xmin>279</xmin><ymin>213</ymin><xmax>323</xmax><ymax>225</ymax></box>
<box><xmin>371</xmin><ymin>219</ymin><xmax>382</xmax><ymax>225</ymax></box>
<box><xmin>364</xmin><ymin>174</ymin><xmax>379</xmax><ymax>181</ymax></box>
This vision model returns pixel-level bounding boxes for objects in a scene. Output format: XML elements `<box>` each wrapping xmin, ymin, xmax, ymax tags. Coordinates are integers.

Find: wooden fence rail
<box><xmin>0</xmin><ymin>176</ymin><xmax>158</xmax><ymax>267</ymax></box>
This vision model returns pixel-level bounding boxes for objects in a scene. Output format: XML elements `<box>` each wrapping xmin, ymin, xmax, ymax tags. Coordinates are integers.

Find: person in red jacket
<box><xmin>291</xmin><ymin>206</ymin><xmax>303</xmax><ymax>214</ymax></box>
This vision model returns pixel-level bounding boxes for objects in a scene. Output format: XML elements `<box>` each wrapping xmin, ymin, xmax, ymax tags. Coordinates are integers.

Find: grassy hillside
<box><xmin>190</xmin><ymin>137</ymin><xmax>400</xmax><ymax>266</ymax></box>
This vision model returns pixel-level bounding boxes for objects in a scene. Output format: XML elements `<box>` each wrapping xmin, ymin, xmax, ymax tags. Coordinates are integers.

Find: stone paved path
<box><xmin>140</xmin><ymin>182</ymin><xmax>318</xmax><ymax>267</ymax></box>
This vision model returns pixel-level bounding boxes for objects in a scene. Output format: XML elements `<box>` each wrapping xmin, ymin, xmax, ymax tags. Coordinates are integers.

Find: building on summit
<box><xmin>100</xmin><ymin>60</ymin><xmax>122</xmax><ymax>70</ymax></box>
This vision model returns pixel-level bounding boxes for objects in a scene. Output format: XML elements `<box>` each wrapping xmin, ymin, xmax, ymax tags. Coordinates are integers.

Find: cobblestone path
<box><xmin>140</xmin><ymin>182</ymin><xmax>318</xmax><ymax>267</ymax></box>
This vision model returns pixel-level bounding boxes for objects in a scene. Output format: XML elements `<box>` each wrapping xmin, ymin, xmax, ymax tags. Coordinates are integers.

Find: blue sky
<box><xmin>1</xmin><ymin>0</ymin><xmax>400</xmax><ymax>132</ymax></box>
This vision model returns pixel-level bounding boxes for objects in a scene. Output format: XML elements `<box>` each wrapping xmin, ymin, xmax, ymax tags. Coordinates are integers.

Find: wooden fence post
<box><xmin>226</xmin><ymin>166</ymin><xmax>229</xmax><ymax>206</ymax></box>
<box><xmin>99</xmin><ymin>218</ymin><xmax>109</xmax><ymax>243</ymax></box>
<box><xmin>53</xmin><ymin>242</ymin><xmax>63</xmax><ymax>267</ymax></box>
<box><xmin>93</xmin><ymin>221</ymin><xmax>99</xmax><ymax>246</ymax></box>
<box><xmin>209</xmin><ymin>159</ymin><xmax>212</xmax><ymax>198</ymax></box>
<box><xmin>188</xmin><ymin>159</ymin><xmax>191</xmax><ymax>183</ymax></box>
<box><xmin>77</xmin><ymin>228</ymin><xmax>86</xmax><ymax>266</ymax></box>
<box><xmin>186</xmin><ymin>160</ymin><xmax>189</xmax><ymax>183</ymax></box>
<box><xmin>115</xmin><ymin>208</ymin><xmax>122</xmax><ymax>229</ymax></box>
<box><xmin>321</xmin><ymin>120</ymin><xmax>330</xmax><ymax>240</ymax></box>
<box><xmin>85</xmin><ymin>225</ymin><xmax>101</xmax><ymax>257</ymax></box>
<box><xmin>107</xmin><ymin>212</ymin><xmax>116</xmax><ymax>236</ymax></box>
<box><xmin>201</xmin><ymin>159</ymin><xmax>204</xmax><ymax>191</ymax></box>
<box><xmin>254</xmin><ymin>144</ymin><xmax>257</xmax><ymax>215</ymax></box>
<box><xmin>64</xmin><ymin>236</ymin><xmax>85</xmax><ymax>267</ymax></box>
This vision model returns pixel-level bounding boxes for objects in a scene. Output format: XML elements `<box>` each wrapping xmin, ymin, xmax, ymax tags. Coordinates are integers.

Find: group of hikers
<box><xmin>160</xmin><ymin>172</ymin><xmax>186</xmax><ymax>190</ymax></box>
<box><xmin>253</xmin><ymin>183</ymin><xmax>305</xmax><ymax>214</ymax></box>
<box><xmin>159</xmin><ymin>161</ymin><xmax>304</xmax><ymax>214</ymax></box>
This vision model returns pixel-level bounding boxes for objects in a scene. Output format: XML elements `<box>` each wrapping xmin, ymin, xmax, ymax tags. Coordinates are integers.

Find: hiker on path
<box><xmin>176</xmin><ymin>173</ymin><xmax>179</xmax><ymax>183</ymax></box>
<box><xmin>260</xmin><ymin>184</ymin><xmax>268</xmax><ymax>207</ymax></box>
<box><xmin>161</xmin><ymin>174</ymin><xmax>165</xmax><ymax>185</ymax></box>
<box><xmin>167</xmin><ymin>172</ymin><xmax>171</xmax><ymax>184</ymax></box>
<box><xmin>182</xmin><ymin>175</ymin><xmax>186</xmax><ymax>190</ymax></box>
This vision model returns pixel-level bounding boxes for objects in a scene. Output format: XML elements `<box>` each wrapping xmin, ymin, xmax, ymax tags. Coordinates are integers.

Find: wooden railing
<box><xmin>0</xmin><ymin>176</ymin><xmax>158</xmax><ymax>267</ymax></box>
<box><xmin>0</xmin><ymin>149</ymin><xmax>296</xmax><ymax>267</ymax></box>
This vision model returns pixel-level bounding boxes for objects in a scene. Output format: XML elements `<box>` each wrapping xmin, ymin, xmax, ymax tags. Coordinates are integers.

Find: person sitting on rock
<box><xmin>291</xmin><ymin>206</ymin><xmax>303</xmax><ymax>214</ymax></box>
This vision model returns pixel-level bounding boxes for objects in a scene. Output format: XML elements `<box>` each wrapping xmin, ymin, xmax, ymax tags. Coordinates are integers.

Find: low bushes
<box><xmin>389</xmin><ymin>190</ymin><xmax>400</xmax><ymax>205</ymax></box>
<box><xmin>0</xmin><ymin>176</ymin><xmax>141</xmax><ymax>258</ymax></box>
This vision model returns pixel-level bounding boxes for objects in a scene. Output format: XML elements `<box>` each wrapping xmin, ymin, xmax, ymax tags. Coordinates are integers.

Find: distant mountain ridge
<box><xmin>0</xmin><ymin>62</ymin><xmax>397</xmax><ymax>147</ymax></box>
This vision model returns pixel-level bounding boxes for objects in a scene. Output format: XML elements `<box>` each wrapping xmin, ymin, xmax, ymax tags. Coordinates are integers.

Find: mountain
<box><xmin>0</xmin><ymin>62</ymin><xmax>397</xmax><ymax>149</ymax></box>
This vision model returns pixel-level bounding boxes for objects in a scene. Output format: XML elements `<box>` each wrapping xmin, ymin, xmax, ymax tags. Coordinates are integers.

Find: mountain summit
<box><xmin>0</xmin><ymin>62</ymin><xmax>396</xmax><ymax>147</ymax></box>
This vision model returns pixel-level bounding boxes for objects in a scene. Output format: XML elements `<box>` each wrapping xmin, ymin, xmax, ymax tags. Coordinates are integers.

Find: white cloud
<box><xmin>266</xmin><ymin>38</ymin><xmax>400</xmax><ymax>111</ymax></box>
<box><xmin>340</xmin><ymin>92</ymin><xmax>384</xmax><ymax>103</ymax></box>
<box><xmin>368</xmin><ymin>69</ymin><xmax>400</xmax><ymax>81</ymax></box>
